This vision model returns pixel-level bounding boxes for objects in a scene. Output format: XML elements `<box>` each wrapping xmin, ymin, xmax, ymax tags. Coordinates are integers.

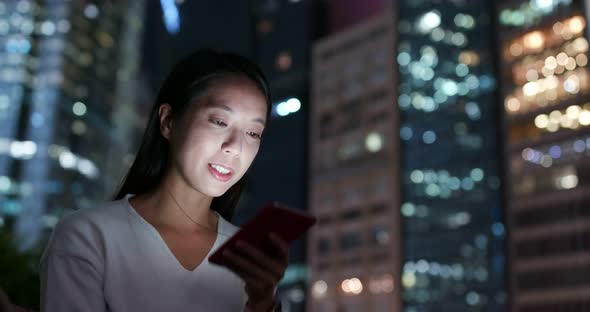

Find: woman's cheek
<box><xmin>245</xmin><ymin>145</ymin><xmax>260</xmax><ymax>164</ymax></box>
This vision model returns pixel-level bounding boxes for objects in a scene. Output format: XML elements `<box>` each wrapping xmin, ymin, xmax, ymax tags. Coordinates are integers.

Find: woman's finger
<box><xmin>235</xmin><ymin>240</ymin><xmax>286</xmax><ymax>277</ymax></box>
<box><xmin>223</xmin><ymin>259</ymin><xmax>274</xmax><ymax>297</ymax></box>
<box><xmin>222</xmin><ymin>254</ymin><xmax>267</xmax><ymax>287</ymax></box>
<box><xmin>222</xmin><ymin>249</ymin><xmax>277</xmax><ymax>286</ymax></box>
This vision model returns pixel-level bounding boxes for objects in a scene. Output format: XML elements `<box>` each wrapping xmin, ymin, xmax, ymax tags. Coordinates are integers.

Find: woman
<box><xmin>41</xmin><ymin>50</ymin><xmax>286</xmax><ymax>311</ymax></box>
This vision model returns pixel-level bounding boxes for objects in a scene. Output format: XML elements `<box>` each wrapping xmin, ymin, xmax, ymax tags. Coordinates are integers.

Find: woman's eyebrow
<box><xmin>207</xmin><ymin>103</ymin><xmax>266</xmax><ymax>126</ymax></box>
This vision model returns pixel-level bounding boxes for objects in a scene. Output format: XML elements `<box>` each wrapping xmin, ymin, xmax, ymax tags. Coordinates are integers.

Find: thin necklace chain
<box><xmin>165</xmin><ymin>188</ymin><xmax>231</xmax><ymax>237</ymax></box>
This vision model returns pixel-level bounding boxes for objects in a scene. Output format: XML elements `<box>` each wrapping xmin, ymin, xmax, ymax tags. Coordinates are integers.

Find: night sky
<box><xmin>141</xmin><ymin>1</ymin><xmax>255</xmax><ymax>89</ymax></box>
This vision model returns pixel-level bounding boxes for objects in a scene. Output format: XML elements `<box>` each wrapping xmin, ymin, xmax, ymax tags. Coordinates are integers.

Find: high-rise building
<box><xmin>105</xmin><ymin>0</ymin><xmax>149</xmax><ymax>197</ymax></box>
<box><xmin>0</xmin><ymin>0</ymin><xmax>146</xmax><ymax>249</ymax></box>
<box><xmin>321</xmin><ymin>0</ymin><xmax>386</xmax><ymax>33</ymax></box>
<box><xmin>496</xmin><ymin>0</ymin><xmax>590</xmax><ymax>310</ymax></box>
<box><xmin>396</xmin><ymin>1</ymin><xmax>506</xmax><ymax>311</ymax></box>
<box><xmin>308</xmin><ymin>12</ymin><xmax>401</xmax><ymax>312</ymax></box>
<box><xmin>308</xmin><ymin>1</ymin><xmax>508</xmax><ymax>311</ymax></box>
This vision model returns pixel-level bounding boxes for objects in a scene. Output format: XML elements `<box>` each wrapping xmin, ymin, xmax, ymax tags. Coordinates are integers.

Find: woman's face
<box><xmin>161</xmin><ymin>75</ymin><xmax>268</xmax><ymax>197</ymax></box>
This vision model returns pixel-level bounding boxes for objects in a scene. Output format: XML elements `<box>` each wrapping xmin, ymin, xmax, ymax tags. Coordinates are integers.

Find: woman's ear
<box><xmin>158</xmin><ymin>103</ymin><xmax>174</xmax><ymax>140</ymax></box>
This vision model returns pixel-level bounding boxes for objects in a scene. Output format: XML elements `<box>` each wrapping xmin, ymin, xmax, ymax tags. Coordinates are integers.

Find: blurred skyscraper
<box><xmin>308</xmin><ymin>1</ymin><xmax>507</xmax><ymax>311</ymax></box>
<box><xmin>0</xmin><ymin>0</ymin><xmax>146</xmax><ymax>250</ymax></box>
<box><xmin>396</xmin><ymin>1</ymin><xmax>506</xmax><ymax>311</ymax></box>
<box><xmin>496</xmin><ymin>0</ymin><xmax>590</xmax><ymax>310</ymax></box>
<box><xmin>308</xmin><ymin>11</ymin><xmax>401</xmax><ymax>312</ymax></box>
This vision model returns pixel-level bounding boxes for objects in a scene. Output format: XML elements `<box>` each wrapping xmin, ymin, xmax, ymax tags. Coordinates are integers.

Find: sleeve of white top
<box><xmin>41</xmin><ymin>253</ymin><xmax>106</xmax><ymax>311</ymax></box>
<box><xmin>40</xmin><ymin>213</ymin><xmax>106</xmax><ymax>312</ymax></box>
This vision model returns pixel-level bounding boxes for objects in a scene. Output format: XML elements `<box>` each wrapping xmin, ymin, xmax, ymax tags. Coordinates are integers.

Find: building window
<box><xmin>340</xmin><ymin>231</ymin><xmax>362</xmax><ymax>250</ymax></box>
<box><xmin>318</xmin><ymin>238</ymin><xmax>330</xmax><ymax>254</ymax></box>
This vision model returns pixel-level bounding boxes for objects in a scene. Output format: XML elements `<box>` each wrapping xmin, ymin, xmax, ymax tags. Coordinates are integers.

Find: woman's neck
<box><xmin>129</xmin><ymin>173</ymin><xmax>217</xmax><ymax>233</ymax></box>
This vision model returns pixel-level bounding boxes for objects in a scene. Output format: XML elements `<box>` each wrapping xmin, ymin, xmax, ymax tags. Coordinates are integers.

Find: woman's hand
<box><xmin>220</xmin><ymin>233</ymin><xmax>289</xmax><ymax>311</ymax></box>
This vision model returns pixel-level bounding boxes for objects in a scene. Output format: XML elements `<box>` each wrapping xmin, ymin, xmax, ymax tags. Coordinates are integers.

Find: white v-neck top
<box><xmin>40</xmin><ymin>194</ymin><xmax>247</xmax><ymax>311</ymax></box>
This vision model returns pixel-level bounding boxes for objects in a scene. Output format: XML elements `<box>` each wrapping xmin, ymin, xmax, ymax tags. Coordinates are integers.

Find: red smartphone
<box><xmin>208</xmin><ymin>202</ymin><xmax>317</xmax><ymax>265</ymax></box>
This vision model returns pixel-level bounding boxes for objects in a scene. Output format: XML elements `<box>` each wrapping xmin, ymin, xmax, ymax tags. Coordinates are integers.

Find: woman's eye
<box><xmin>210</xmin><ymin>119</ymin><xmax>227</xmax><ymax>127</ymax></box>
<box><xmin>247</xmin><ymin>132</ymin><xmax>262</xmax><ymax>140</ymax></box>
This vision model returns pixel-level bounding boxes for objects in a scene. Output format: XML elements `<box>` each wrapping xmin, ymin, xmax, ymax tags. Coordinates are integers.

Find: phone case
<box><xmin>208</xmin><ymin>202</ymin><xmax>316</xmax><ymax>265</ymax></box>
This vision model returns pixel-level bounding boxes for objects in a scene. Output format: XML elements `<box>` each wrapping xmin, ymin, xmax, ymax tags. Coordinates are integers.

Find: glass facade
<box><xmin>396</xmin><ymin>1</ymin><xmax>506</xmax><ymax>311</ymax></box>
<box><xmin>498</xmin><ymin>0</ymin><xmax>590</xmax><ymax>310</ymax></box>
<box><xmin>0</xmin><ymin>1</ymin><xmax>145</xmax><ymax>250</ymax></box>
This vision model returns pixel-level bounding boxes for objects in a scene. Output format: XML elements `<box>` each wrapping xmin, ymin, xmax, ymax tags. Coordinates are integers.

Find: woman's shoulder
<box><xmin>56</xmin><ymin>197</ymin><xmax>128</xmax><ymax>231</ymax></box>
<box><xmin>43</xmin><ymin>198</ymin><xmax>129</xmax><ymax>257</ymax></box>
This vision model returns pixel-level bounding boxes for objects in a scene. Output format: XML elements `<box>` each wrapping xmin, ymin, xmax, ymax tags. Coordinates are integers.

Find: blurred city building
<box><xmin>308</xmin><ymin>12</ymin><xmax>401</xmax><ymax>312</ymax></box>
<box><xmin>396</xmin><ymin>1</ymin><xmax>507</xmax><ymax>311</ymax></box>
<box><xmin>0</xmin><ymin>0</ymin><xmax>146</xmax><ymax>250</ymax></box>
<box><xmin>308</xmin><ymin>0</ymin><xmax>508</xmax><ymax>311</ymax></box>
<box><xmin>496</xmin><ymin>0</ymin><xmax>590</xmax><ymax>310</ymax></box>
<box><xmin>5</xmin><ymin>0</ymin><xmax>590</xmax><ymax>311</ymax></box>
<box><xmin>322</xmin><ymin>0</ymin><xmax>386</xmax><ymax>33</ymax></box>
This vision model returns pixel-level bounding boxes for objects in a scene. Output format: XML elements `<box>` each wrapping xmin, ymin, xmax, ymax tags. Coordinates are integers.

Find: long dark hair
<box><xmin>113</xmin><ymin>50</ymin><xmax>272</xmax><ymax>221</ymax></box>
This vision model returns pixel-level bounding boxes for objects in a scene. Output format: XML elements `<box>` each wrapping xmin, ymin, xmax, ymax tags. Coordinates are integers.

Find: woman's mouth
<box><xmin>208</xmin><ymin>163</ymin><xmax>234</xmax><ymax>182</ymax></box>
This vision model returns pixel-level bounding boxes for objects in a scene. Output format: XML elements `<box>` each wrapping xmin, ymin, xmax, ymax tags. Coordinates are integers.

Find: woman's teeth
<box><xmin>211</xmin><ymin>164</ymin><xmax>230</xmax><ymax>174</ymax></box>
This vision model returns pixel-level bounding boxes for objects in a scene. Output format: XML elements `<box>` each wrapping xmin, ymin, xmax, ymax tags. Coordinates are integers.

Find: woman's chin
<box><xmin>195</xmin><ymin>176</ymin><xmax>237</xmax><ymax>197</ymax></box>
<box><xmin>205</xmin><ymin>185</ymin><xmax>232</xmax><ymax>198</ymax></box>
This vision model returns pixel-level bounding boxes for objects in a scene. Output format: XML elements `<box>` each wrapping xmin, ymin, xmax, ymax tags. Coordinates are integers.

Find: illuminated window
<box><xmin>341</xmin><ymin>277</ymin><xmax>363</xmax><ymax>295</ymax></box>
<box><xmin>275</xmin><ymin>51</ymin><xmax>292</xmax><ymax>71</ymax></box>
<box><xmin>257</xmin><ymin>19</ymin><xmax>273</xmax><ymax>35</ymax></box>
<box><xmin>372</xmin><ymin>226</ymin><xmax>390</xmax><ymax>245</ymax></box>
<box><xmin>84</xmin><ymin>4</ymin><xmax>99</xmax><ymax>19</ymax></box>
<box><xmin>312</xmin><ymin>280</ymin><xmax>328</xmax><ymax>298</ymax></box>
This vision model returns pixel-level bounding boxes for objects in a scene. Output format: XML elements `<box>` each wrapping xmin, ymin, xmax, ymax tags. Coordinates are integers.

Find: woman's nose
<box><xmin>222</xmin><ymin>130</ymin><xmax>243</xmax><ymax>156</ymax></box>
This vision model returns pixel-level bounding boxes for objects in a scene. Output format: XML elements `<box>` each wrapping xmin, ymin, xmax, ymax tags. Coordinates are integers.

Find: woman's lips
<box><xmin>208</xmin><ymin>163</ymin><xmax>234</xmax><ymax>182</ymax></box>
